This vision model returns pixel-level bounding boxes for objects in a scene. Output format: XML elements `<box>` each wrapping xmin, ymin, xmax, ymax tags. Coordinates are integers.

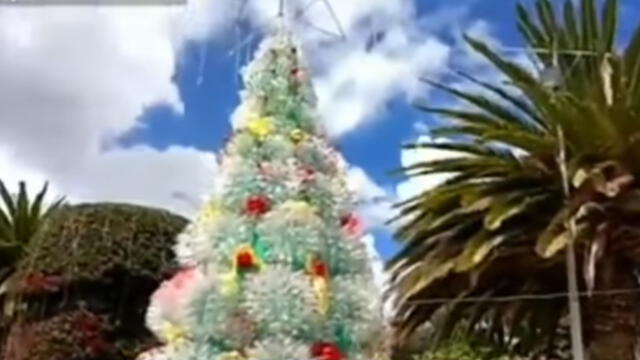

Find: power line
<box><xmin>403</xmin><ymin>288</ymin><xmax>640</xmax><ymax>305</ymax></box>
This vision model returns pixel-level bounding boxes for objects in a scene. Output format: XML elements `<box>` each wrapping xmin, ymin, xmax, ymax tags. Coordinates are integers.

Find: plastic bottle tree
<box><xmin>137</xmin><ymin>31</ymin><xmax>387</xmax><ymax>360</ymax></box>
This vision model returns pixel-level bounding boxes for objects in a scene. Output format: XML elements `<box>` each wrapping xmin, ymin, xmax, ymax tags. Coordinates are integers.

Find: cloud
<box><xmin>346</xmin><ymin>166</ymin><xmax>395</xmax><ymax>231</ymax></box>
<box><xmin>62</xmin><ymin>145</ymin><xmax>217</xmax><ymax>217</ymax></box>
<box><xmin>0</xmin><ymin>9</ymin><xmax>182</xmax><ymax>174</ymax></box>
<box><xmin>0</xmin><ymin>7</ymin><xmax>222</xmax><ymax>216</ymax></box>
<box><xmin>314</xmin><ymin>33</ymin><xmax>450</xmax><ymax>137</ymax></box>
<box><xmin>396</xmin><ymin>136</ymin><xmax>462</xmax><ymax>201</ymax></box>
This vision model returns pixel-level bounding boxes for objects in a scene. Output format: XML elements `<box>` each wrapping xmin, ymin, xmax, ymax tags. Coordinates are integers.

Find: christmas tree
<box><xmin>137</xmin><ymin>31</ymin><xmax>388</xmax><ymax>360</ymax></box>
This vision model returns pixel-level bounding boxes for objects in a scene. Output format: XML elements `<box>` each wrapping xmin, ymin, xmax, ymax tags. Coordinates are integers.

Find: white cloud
<box><xmin>63</xmin><ymin>145</ymin><xmax>217</xmax><ymax>217</ymax></box>
<box><xmin>314</xmin><ymin>33</ymin><xmax>450</xmax><ymax>137</ymax></box>
<box><xmin>0</xmin><ymin>7</ymin><xmax>217</xmax><ymax>216</ymax></box>
<box><xmin>0</xmin><ymin>146</ymin><xmax>56</xmax><ymax>196</ymax></box>
<box><xmin>346</xmin><ymin>166</ymin><xmax>395</xmax><ymax>231</ymax></box>
<box><xmin>396</xmin><ymin>136</ymin><xmax>462</xmax><ymax>201</ymax></box>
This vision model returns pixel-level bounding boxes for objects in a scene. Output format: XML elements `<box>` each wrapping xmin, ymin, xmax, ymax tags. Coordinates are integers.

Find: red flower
<box><xmin>311</xmin><ymin>342</ymin><xmax>344</xmax><ymax>360</ymax></box>
<box><xmin>245</xmin><ymin>195</ymin><xmax>271</xmax><ymax>216</ymax></box>
<box><xmin>84</xmin><ymin>336</ymin><xmax>111</xmax><ymax>357</ymax></box>
<box><xmin>22</xmin><ymin>273</ymin><xmax>64</xmax><ymax>293</ymax></box>
<box><xmin>74</xmin><ymin>312</ymin><xmax>103</xmax><ymax>335</ymax></box>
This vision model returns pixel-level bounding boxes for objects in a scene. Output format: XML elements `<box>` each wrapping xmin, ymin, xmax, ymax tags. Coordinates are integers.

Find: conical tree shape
<box><xmin>137</xmin><ymin>32</ymin><xmax>388</xmax><ymax>360</ymax></box>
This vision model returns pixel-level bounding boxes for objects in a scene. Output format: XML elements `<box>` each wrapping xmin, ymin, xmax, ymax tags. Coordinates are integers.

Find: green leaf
<box><xmin>581</xmin><ymin>0</ymin><xmax>599</xmax><ymax>50</ymax></box>
<box><xmin>454</xmin><ymin>233</ymin><xmax>505</xmax><ymax>272</ymax></box>
<box><xmin>624</xmin><ymin>25</ymin><xmax>640</xmax><ymax>105</ymax></box>
<box><xmin>0</xmin><ymin>179</ymin><xmax>16</xmax><ymax>216</ymax></box>
<box><xmin>421</xmin><ymin>80</ymin><xmax>541</xmax><ymax>135</ymax></box>
<box><xmin>454</xmin><ymin>71</ymin><xmax>547</xmax><ymax>129</ymax></box>
<box><xmin>536</xmin><ymin>229</ymin><xmax>570</xmax><ymax>258</ymax></box>
<box><xmin>600</xmin><ymin>0</ymin><xmax>618</xmax><ymax>52</ymax></box>
<box><xmin>536</xmin><ymin>0</ymin><xmax>558</xmax><ymax>44</ymax></box>
<box><xmin>564</xmin><ymin>0</ymin><xmax>580</xmax><ymax>48</ymax></box>
<box><xmin>398</xmin><ymin>258</ymin><xmax>456</xmax><ymax>303</ymax></box>
<box><xmin>517</xmin><ymin>3</ymin><xmax>548</xmax><ymax>51</ymax></box>
<box><xmin>483</xmin><ymin>194</ymin><xmax>543</xmax><ymax>231</ymax></box>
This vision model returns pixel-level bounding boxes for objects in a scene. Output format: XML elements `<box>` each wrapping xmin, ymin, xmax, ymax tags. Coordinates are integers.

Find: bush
<box><xmin>1</xmin><ymin>203</ymin><xmax>188</xmax><ymax>360</ymax></box>
<box><xmin>416</xmin><ymin>340</ymin><xmax>519</xmax><ymax>360</ymax></box>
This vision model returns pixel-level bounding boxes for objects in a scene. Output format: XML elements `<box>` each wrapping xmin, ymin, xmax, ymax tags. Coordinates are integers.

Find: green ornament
<box><xmin>251</xmin><ymin>230</ymin><xmax>270</xmax><ymax>260</ymax></box>
<box><xmin>335</xmin><ymin>324</ymin><xmax>353</xmax><ymax>352</ymax></box>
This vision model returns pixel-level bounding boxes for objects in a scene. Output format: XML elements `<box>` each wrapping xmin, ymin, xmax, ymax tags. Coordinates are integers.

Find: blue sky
<box><xmin>115</xmin><ymin>0</ymin><xmax>640</xmax><ymax>260</ymax></box>
<box><xmin>1</xmin><ymin>0</ymin><xmax>638</xmax><ymax>264</ymax></box>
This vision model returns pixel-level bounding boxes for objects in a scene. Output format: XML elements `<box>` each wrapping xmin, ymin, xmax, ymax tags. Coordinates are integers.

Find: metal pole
<box><xmin>278</xmin><ymin>0</ymin><xmax>285</xmax><ymax>17</ymax></box>
<box><xmin>558</xmin><ymin>127</ymin><xmax>586</xmax><ymax>360</ymax></box>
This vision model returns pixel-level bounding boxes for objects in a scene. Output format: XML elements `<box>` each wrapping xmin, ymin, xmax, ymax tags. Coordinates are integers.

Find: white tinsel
<box><xmin>245</xmin><ymin>267</ymin><xmax>322</xmax><ymax>339</ymax></box>
<box><xmin>146</xmin><ymin>266</ymin><xmax>209</xmax><ymax>343</ymax></box>
<box><xmin>247</xmin><ymin>336</ymin><xmax>312</xmax><ymax>360</ymax></box>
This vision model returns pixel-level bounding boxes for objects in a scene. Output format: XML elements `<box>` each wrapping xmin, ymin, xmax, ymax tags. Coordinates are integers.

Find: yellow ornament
<box><xmin>200</xmin><ymin>201</ymin><xmax>222</xmax><ymax>222</ymax></box>
<box><xmin>312</xmin><ymin>276</ymin><xmax>330</xmax><ymax>315</ymax></box>
<box><xmin>247</xmin><ymin>116</ymin><xmax>275</xmax><ymax>140</ymax></box>
<box><xmin>162</xmin><ymin>322</ymin><xmax>187</xmax><ymax>346</ymax></box>
<box><xmin>290</xmin><ymin>128</ymin><xmax>307</xmax><ymax>143</ymax></box>
<box><xmin>307</xmin><ymin>254</ymin><xmax>330</xmax><ymax>315</ymax></box>
<box><xmin>220</xmin><ymin>272</ymin><xmax>240</xmax><ymax>295</ymax></box>
<box><xmin>281</xmin><ymin>200</ymin><xmax>317</xmax><ymax>219</ymax></box>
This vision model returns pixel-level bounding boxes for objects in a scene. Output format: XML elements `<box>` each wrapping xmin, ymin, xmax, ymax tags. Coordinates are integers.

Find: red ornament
<box><xmin>311</xmin><ymin>342</ymin><xmax>344</xmax><ymax>360</ymax></box>
<box><xmin>340</xmin><ymin>213</ymin><xmax>363</xmax><ymax>237</ymax></box>
<box><xmin>298</xmin><ymin>166</ymin><xmax>316</xmax><ymax>182</ymax></box>
<box><xmin>236</xmin><ymin>249</ymin><xmax>256</xmax><ymax>269</ymax></box>
<box><xmin>311</xmin><ymin>259</ymin><xmax>329</xmax><ymax>278</ymax></box>
<box><xmin>291</xmin><ymin>67</ymin><xmax>304</xmax><ymax>80</ymax></box>
<box><xmin>246</xmin><ymin>195</ymin><xmax>271</xmax><ymax>216</ymax></box>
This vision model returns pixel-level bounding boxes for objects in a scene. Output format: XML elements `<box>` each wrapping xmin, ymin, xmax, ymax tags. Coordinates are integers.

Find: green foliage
<box><xmin>2</xmin><ymin>203</ymin><xmax>187</xmax><ymax>359</ymax></box>
<box><xmin>14</xmin><ymin>202</ymin><xmax>187</xmax><ymax>283</ymax></box>
<box><xmin>388</xmin><ymin>0</ymin><xmax>640</xmax><ymax>357</ymax></box>
<box><xmin>416</xmin><ymin>333</ymin><xmax>521</xmax><ymax>360</ymax></box>
<box><xmin>0</xmin><ymin>180</ymin><xmax>64</xmax><ymax>282</ymax></box>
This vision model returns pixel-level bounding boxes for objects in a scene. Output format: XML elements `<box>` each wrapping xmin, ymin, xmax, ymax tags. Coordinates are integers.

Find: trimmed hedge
<box><xmin>14</xmin><ymin>203</ymin><xmax>187</xmax><ymax>283</ymax></box>
<box><xmin>1</xmin><ymin>202</ymin><xmax>188</xmax><ymax>360</ymax></box>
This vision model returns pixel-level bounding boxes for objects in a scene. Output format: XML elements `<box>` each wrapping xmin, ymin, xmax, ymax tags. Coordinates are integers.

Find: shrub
<box><xmin>1</xmin><ymin>202</ymin><xmax>188</xmax><ymax>360</ymax></box>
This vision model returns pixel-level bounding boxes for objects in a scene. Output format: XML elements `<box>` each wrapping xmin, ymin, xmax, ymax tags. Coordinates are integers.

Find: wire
<box><xmin>278</xmin><ymin>0</ymin><xmax>285</xmax><ymax>18</ymax></box>
<box><xmin>320</xmin><ymin>0</ymin><xmax>346</xmax><ymax>39</ymax></box>
<box><xmin>403</xmin><ymin>288</ymin><xmax>640</xmax><ymax>305</ymax></box>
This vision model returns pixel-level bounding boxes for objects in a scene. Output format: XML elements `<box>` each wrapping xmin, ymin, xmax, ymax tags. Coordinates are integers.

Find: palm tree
<box><xmin>387</xmin><ymin>0</ymin><xmax>640</xmax><ymax>359</ymax></box>
<box><xmin>0</xmin><ymin>180</ymin><xmax>64</xmax><ymax>284</ymax></box>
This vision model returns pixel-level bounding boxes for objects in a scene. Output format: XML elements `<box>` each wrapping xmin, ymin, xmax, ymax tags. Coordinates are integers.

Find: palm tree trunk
<box><xmin>586</xmin><ymin>255</ymin><xmax>639</xmax><ymax>360</ymax></box>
